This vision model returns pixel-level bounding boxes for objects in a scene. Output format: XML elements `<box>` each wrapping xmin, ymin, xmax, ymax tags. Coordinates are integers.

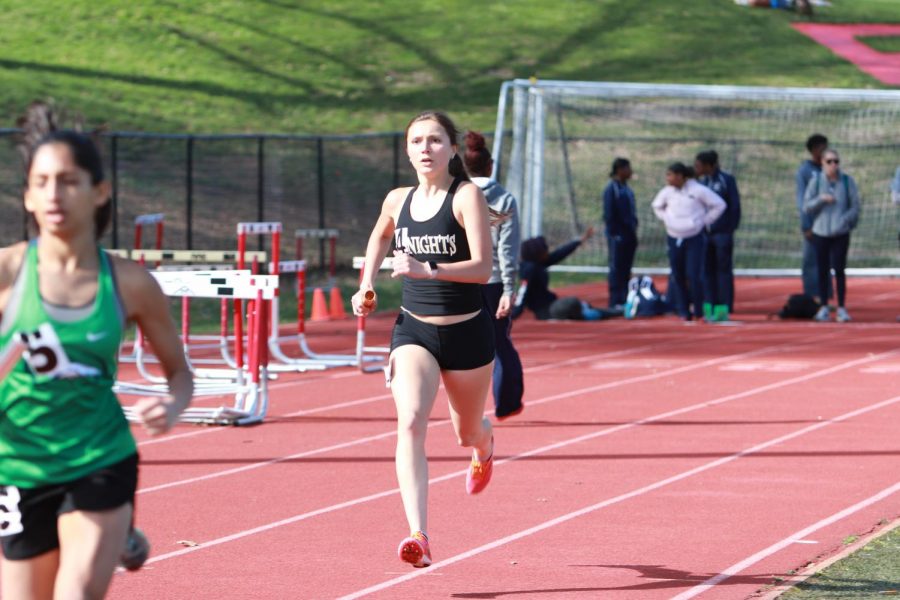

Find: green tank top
<box><xmin>0</xmin><ymin>242</ymin><xmax>136</xmax><ymax>488</ymax></box>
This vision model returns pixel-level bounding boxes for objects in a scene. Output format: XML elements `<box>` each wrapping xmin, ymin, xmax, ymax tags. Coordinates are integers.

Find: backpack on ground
<box><xmin>777</xmin><ymin>293</ymin><xmax>820</xmax><ymax>319</ymax></box>
<box><xmin>624</xmin><ymin>276</ymin><xmax>670</xmax><ymax>319</ymax></box>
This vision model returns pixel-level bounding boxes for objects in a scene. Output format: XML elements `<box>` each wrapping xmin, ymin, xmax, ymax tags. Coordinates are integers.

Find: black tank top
<box><xmin>394</xmin><ymin>178</ymin><xmax>482</xmax><ymax>316</ymax></box>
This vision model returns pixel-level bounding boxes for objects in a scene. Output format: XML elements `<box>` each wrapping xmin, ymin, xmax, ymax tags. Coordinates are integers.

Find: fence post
<box><xmin>186</xmin><ymin>136</ymin><xmax>194</xmax><ymax>249</ymax></box>
<box><xmin>257</xmin><ymin>136</ymin><xmax>265</xmax><ymax>251</ymax></box>
<box><xmin>316</xmin><ymin>136</ymin><xmax>325</xmax><ymax>271</ymax></box>
<box><xmin>110</xmin><ymin>134</ymin><xmax>119</xmax><ymax>248</ymax></box>
<box><xmin>393</xmin><ymin>132</ymin><xmax>401</xmax><ymax>189</ymax></box>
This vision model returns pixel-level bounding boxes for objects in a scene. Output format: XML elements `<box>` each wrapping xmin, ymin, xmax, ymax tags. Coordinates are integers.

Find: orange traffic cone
<box><xmin>310</xmin><ymin>287</ymin><xmax>329</xmax><ymax>321</ymax></box>
<box><xmin>329</xmin><ymin>286</ymin><xmax>347</xmax><ymax>319</ymax></box>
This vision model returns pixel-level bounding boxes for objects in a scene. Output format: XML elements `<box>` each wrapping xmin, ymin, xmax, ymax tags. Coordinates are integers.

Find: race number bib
<box><xmin>0</xmin><ymin>486</ymin><xmax>24</xmax><ymax>537</ymax></box>
<box><xmin>20</xmin><ymin>323</ymin><xmax>73</xmax><ymax>379</ymax></box>
<box><xmin>19</xmin><ymin>323</ymin><xmax>99</xmax><ymax>380</ymax></box>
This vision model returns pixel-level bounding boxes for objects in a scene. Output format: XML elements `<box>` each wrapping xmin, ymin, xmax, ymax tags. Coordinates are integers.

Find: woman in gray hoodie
<box><xmin>803</xmin><ymin>148</ymin><xmax>861</xmax><ymax>322</ymax></box>
<box><xmin>463</xmin><ymin>130</ymin><xmax>524</xmax><ymax>420</ymax></box>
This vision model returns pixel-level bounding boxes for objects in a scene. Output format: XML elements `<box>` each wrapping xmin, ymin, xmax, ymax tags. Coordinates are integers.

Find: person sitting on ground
<box><xmin>512</xmin><ymin>227</ymin><xmax>607</xmax><ymax>321</ymax></box>
<box><xmin>734</xmin><ymin>0</ymin><xmax>813</xmax><ymax>15</ymax></box>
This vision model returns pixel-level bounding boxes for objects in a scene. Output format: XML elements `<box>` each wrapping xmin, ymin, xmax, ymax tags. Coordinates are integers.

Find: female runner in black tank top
<box><xmin>352</xmin><ymin>111</ymin><xmax>496</xmax><ymax>569</ymax></box>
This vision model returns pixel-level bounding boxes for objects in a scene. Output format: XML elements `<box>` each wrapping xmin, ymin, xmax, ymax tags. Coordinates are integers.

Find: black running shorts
<box><xmin>0</xmin><ymin>453</ymin><xmax>139</xmax><ymax>560</ymax></box>
<box><xmin>390</xmin><ymin>309</ymin><xmax>495</xmax><ymax>370</ymax></box>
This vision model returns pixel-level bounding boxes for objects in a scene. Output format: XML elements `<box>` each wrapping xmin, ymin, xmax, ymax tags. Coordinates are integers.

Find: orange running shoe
<box><xmin>398</xmin><ymin>531</ymin><xmax>432</xmax><ymax>568</ymax></box>
<box><xmin>466</xmin><ymin>437</ymin><xmax>494</xmax><ymax>495</ymax></box>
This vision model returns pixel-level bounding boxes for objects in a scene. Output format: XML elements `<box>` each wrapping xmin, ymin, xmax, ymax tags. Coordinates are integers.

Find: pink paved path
<box><xmin>793</xmin><ymin>24</ymin><xmax>900</xmax><ymax>86</ymax></box>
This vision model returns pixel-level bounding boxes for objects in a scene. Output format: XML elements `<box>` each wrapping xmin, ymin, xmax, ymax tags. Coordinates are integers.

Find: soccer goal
<box><xmin>491</xmin><ymin>79</ymin><xmax>900</xmax><ymax>276</ymax></box>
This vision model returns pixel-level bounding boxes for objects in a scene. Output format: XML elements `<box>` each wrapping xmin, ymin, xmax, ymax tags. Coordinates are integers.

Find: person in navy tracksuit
<box><xmin>694</xmin><ymin>151</ymin><xmax>741</xmax><ymax>321</ymax></box>
<box><xmin>602</xmin><ymin>158</ymin><xmax>638</xmax><ymax>310</ymax></box>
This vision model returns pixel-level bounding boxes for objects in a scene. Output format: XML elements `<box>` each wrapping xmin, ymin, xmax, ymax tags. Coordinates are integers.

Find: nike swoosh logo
<box><xmin>86</xmin><ymin>332</ymin><xmax>108</xmax><ymax>342</ymax></box>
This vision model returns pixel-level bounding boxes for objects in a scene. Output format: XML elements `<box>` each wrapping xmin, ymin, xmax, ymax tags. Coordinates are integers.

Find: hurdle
<box><xmin>240</xmin><ymin>222</ymin><xmax>387</xmax><ymax>370</ymax></box>
<box><xmin>352</xmin><ymin>256</ymin><xmax>392</xmax><ymax>374</ymax></box>
<box><xmin>134</xmin><ymin>213</ymin><xmax>164</xmax><ymax>251</ymax></box>
<box><xmin>294</xmin><ymin>228</ymin><xmax>339</xmax><ymax>281</ymax></box>
<box><xmin>133</xmin><ymin>213</ymin><xmax>164</xmax><ymax>267</ymax></box>
<box><xmin>236</xmin><ymin>222</ymin><xmax>348</xmax><ymax>370</ymax></box>
<box><xmin>114</xmin><ymin>249</ymin><xmax>268</xmax><ymax>369</ymax></box>
<box><xmin>124</xmin><ymin>269</ymin><xmax>277</xmax><ymax>383</ymax></box>
<box><xmin>116</xmin><ymin>269</ymin><xmax>275</xmax><ymax>426</ymax></box>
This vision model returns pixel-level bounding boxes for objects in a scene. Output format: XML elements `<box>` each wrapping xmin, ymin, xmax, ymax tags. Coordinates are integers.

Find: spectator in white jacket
<box><xmin>651</xmin><ymin>162</ymin><xmax>726</xmax><ymax>320</ymax></box>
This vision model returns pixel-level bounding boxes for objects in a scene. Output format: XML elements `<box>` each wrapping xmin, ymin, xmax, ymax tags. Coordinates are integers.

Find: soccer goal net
<box><xmin>491</xmin><ymin>79</ymin><xmax>900</xmax><ymax>275</ymax></box>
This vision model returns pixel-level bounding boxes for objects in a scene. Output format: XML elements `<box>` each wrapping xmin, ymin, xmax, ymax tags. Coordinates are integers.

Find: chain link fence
<box><xmin>0</xmin><ymin>130</ymin><xmax>431</xmax><ymax>274</ymax></box>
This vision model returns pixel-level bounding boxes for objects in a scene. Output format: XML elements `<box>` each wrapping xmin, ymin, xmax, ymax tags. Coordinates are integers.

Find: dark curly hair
<box><xmin>16</xmin><ymin>101</ymin><xmax>111</xmax><ymax>239</ymax></box>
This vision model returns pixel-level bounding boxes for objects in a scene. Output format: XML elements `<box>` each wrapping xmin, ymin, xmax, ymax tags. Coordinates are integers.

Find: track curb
<box><xmin>752</xmin><ymin>516</ymin><xmax>900</xmax><ymax>599</ymax></box>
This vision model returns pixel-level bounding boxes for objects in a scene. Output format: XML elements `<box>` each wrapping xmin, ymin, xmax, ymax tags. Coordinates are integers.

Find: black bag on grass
<box><xmin>777</xmin><ymin>293</ymin><xmax>819</xmax><ymax>319</ymax></box>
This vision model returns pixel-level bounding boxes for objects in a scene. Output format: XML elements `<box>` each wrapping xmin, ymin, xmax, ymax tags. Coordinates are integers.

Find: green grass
<box><xmin>858</xmin><ymin>36</ymin><xmax>900</xmax><ymax>53</ymax></box>
<box><xmin>1</xmin><ymin>0</ymin><xmax>898</xmax><ymax>135</ymax></box>
<box><xmin>780</xmin><ymin>524</ymin><xmax>900</xmax><ymax>598</ymax></box>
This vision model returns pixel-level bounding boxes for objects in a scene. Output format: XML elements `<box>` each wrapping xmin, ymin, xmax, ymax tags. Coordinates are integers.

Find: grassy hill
<box><xmin>1</xmin><ymin>0</ymin><xmax>898</xmax><ymax>135</ymax></box>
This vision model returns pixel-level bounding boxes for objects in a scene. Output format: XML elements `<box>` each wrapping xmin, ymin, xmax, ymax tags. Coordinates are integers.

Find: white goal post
<box><xmin>491</xmin><ymin>79</ymin><xmax>900</xmax><ymax>276</ymax></box>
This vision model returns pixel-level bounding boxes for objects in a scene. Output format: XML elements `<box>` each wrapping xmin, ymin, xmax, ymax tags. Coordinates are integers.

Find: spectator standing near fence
<box><xmin>0</xmin><ymin>102</ymin><xmax>193</xmax><ymax>599</ymax></box>
<box><xmin>351</xmin><ymin>111</ymin><xmax>496</xmax><ymax>569</ymax></box>
<box><xmin>651</xmin><ymin>162</ymin><xmax>726</xmax><ymax>321</ymax></box>
<box><xmin>602</xmin><ymin>158</ymin><xmax>639</xmax><ymax>311</ymax></box>
<box><xmin>803</xmin><ymin>148</ymin><xmax>861</xmax><ymax>322</ymax></box>
<box><xmin>694</xmin><ymin>150</ymin><xmax>742</xmax><ymax>321</ymax></box>
<box><xmin>796</xmin><ymin>133</ymin><xmax>833</xmax><ymax>303</ymax></box>
<box><xmin>463</xmin><ymin>130</ymin><xmax>524</xmax><ymax>421</ymax></box>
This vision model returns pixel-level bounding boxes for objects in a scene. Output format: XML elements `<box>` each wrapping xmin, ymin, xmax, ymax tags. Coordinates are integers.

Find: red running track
<box><xmin>11</xmin><ymin>278</ymin><xmax>900</xmax><ymax>599</ymax></box>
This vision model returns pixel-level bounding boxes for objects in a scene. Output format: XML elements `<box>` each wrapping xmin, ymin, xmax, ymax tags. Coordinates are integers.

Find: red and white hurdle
<box><xmin>133</xmin><ymin>213</ymin><xmax>164</xmax><ymax>267</ymax></box>
<box><xmin>295</xmin><ymin>227</ymin><xmax>339</xmax><ymax>282</ymax></box>
<box><xmin>114</xmin><ymin>249</ymin><xmax>268</xmax><ymax>371</ymax></box>
<box><xmin>238</xmin><ymin>222</ymin><xmax>387</xmax><ymax>372</ymax></box>
<box><xmin>351</xmin><ymin>256</ymin><xmax>392</xmax><ymax>374</ymax></box>
<box><xmin>116</xmin><ymin>269</ymin><xmax>276</xmax><ymax>425</ymax></box>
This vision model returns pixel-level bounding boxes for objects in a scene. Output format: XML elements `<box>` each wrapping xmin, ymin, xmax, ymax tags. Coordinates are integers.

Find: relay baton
<box><xmin>362</xmin><ymin>290</ymin><xmax>376</xmax><ymax>309</ymax></box>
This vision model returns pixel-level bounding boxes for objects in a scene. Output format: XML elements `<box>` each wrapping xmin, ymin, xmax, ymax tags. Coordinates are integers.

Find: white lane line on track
<box><xmin>136</xmin><ymin>332</ymin><xmax>827</xmax><ymax>494</ymax></box>
<box><xmin>133</xmin><ymin>328</ymin><xmax>746</xmax><ymax>448</ymax></box>
<box><xmin>670</xmin><ymin>480</ymin><xmax>900</xmax><ymax>599</ymax></box>
<box><xmin>140</xmin><ymin>347</ymin><xmax>898</xmax><ymax>568</ymax></box>
<box><xmin>337</xmin><ymin>393</ymin><xmax>900</xmax><ymax>600</ymax></box>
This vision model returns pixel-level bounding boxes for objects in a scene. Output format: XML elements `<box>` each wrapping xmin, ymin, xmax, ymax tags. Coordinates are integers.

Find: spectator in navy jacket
<box><xmin>695</xmin><ymin>150</ymin><xmax>741</xmax><ymax>321</ymax></box>
<box><xmin>796</xmin><ymin>133</ymin><xmax>832</xmax><ymax>303</ymax></box>
<box><xmin>512</xmin><ymin>228</ymin><xmax>605</xmax><ymax>321</ymax></box>
<box><xmin>602</xmin><ymin>157</ymin><xmax>638</xmax><ymax>310</ymax></box>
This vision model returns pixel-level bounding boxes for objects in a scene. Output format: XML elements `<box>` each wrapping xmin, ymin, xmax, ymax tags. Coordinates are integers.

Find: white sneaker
<box><xmin>836</xmin><ymin>307</ymin><xmax>851</xmax><ymax>323</ymax></box>
<box><xmin>814</xmin><ymin>306</ymin><xmax>831</xmax><ymax>322</ymax></box>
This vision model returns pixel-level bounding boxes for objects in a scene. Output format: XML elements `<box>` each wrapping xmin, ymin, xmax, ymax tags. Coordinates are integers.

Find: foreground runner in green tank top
<box><xmin>0</xmin><ymin>103</ymin><xmax>193</xmax><ymax>600</ymax></box>
<box><xmin>0</xmin><ymin>242</ymin><xmax>135</xmax><ymax>487</ymax></box>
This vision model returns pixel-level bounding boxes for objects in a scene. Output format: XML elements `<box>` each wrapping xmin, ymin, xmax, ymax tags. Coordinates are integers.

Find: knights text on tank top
<box><xmin>394</xmin><ymin>178</ymin><xmax>482</xmax><ymax>315</ymax></box>
<box><xmin>0</xmin><ymin>242</ymin><xmax>136</xmax><ymax>488</ymax></box>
